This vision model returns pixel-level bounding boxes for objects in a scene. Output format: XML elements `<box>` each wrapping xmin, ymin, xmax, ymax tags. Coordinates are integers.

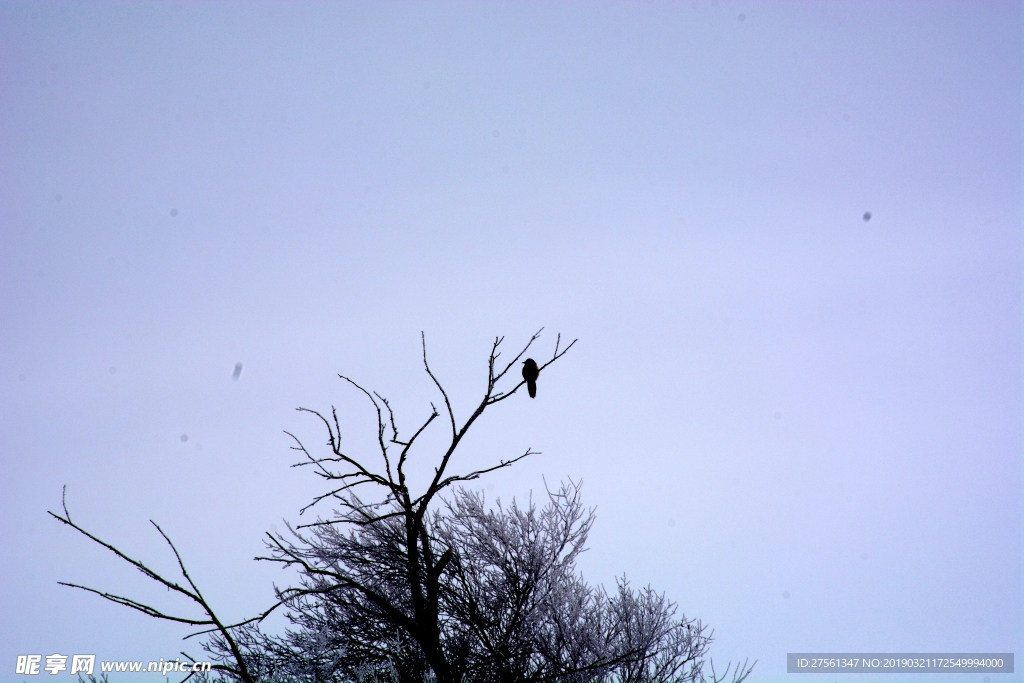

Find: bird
<box><xmin>522</xmin><ymin>358</ymin><xmax>539</xmax><ymax>398</ymax></box>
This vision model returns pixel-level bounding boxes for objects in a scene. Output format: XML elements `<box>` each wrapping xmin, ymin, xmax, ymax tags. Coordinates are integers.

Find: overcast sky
<box><xmin>1</xmin><ymin>2</ymin><xmax>1021</xmax><ymax>682</ymax></box>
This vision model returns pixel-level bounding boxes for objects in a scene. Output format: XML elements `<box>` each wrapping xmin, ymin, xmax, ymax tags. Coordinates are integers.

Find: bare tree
<box><xmin>48</xmin><ymin>330</ymin><xmax>571</xmax><ymax>682</ymax></box>
<box><xmin>50</xmin><ymin>330</ymin><xmax>754</xmax><ymax>683</ymax></box>
<box><xmin>255</xmin><ymin>330</ymin><xmax>576</xmax><ymax>683</ymax></box>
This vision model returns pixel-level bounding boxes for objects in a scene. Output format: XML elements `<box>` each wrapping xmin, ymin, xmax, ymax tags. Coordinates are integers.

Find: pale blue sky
<box><xmin>1</xmin><ymin>2</ymin><xmax>1021</xmax><ymax>682</ymax></box>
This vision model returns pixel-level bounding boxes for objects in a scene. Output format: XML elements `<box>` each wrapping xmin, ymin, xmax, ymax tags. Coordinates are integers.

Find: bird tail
<box><xmin>527</xmin><ymin>380</ymin><xmax>537</xmax><ymax>398</ymax></box>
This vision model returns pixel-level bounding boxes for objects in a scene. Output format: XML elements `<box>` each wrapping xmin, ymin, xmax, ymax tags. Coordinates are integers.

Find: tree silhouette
<box><xmin>51</xmin><ymin>330</ymin><xmax>753</xmax><ymax>683</ymax></box>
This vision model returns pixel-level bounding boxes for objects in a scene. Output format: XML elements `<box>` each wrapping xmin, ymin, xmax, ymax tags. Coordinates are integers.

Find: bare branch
<box><xmin>396</xmin><ymin>406</ymin><xmax>440</xmax><ymax>486</ymax></box>
<box><xmin>424</xmin><ymin>448</ymin><xmax>537</xmax><ymax>496</ymax></box>
<box><xmin>57</xmin><ymin>582</ymin><xmax>214</xmax><ymax>626</ymax></box>
<box><xmin>50</xmin><ymin>495</ymin><xmax>259</xmax><ymax>683</ymax></box>
<box><xmin>422</xmin><ymin>331</ymin><xmax>457</xmax><ymax>437</ymax></box>
<box><xmin>491</xmin><ymin>327</ymin><xmax>544</xmax><ymax>386</ymax></box>
<box><xmin>489</xmin><ymin>332</ymin><xmax>578</xmax><ymax>405</ymax></box>
<box><xmin>50</xmin><ymin>509</ymin><xmax>198</xmax><ymax>602</ymax></box>
<box><xmin>294</xmin><ymin>506</ymin><xmax>407</xmax><ymax>530</ymax></box>
<box><xmin>61</xmin><ymin>485</ymin><xmax>72</xmax><ymax>524</ymax></box>
<box><xmin>337</xmin><ymin>374</ymin><xmax>395</xmax><ymax>483</ymax></box>
<box><xmin>375</xmin><ymin>393</ymin><xmax>407</xmax><ymax>445</ymax></box>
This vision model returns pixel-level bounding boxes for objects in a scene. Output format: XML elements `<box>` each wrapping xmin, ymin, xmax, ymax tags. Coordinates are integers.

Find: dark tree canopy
<box><xmin>198</xmin><ymin>481</ymin><xmax>751</xmax><ymax>683</ymax></box>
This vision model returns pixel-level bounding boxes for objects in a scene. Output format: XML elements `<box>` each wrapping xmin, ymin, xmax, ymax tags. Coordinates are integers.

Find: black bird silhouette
<box><xmin>522</xmin><ymin>358</ymin><xmax>539</xmax><ymax>398</ymax></box>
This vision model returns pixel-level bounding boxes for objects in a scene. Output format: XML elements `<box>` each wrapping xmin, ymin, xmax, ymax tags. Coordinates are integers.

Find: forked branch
<box><xmin>49</xmin><ymin>487</ymin><xmax>273</xmax><ymax>683</ymax></box>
